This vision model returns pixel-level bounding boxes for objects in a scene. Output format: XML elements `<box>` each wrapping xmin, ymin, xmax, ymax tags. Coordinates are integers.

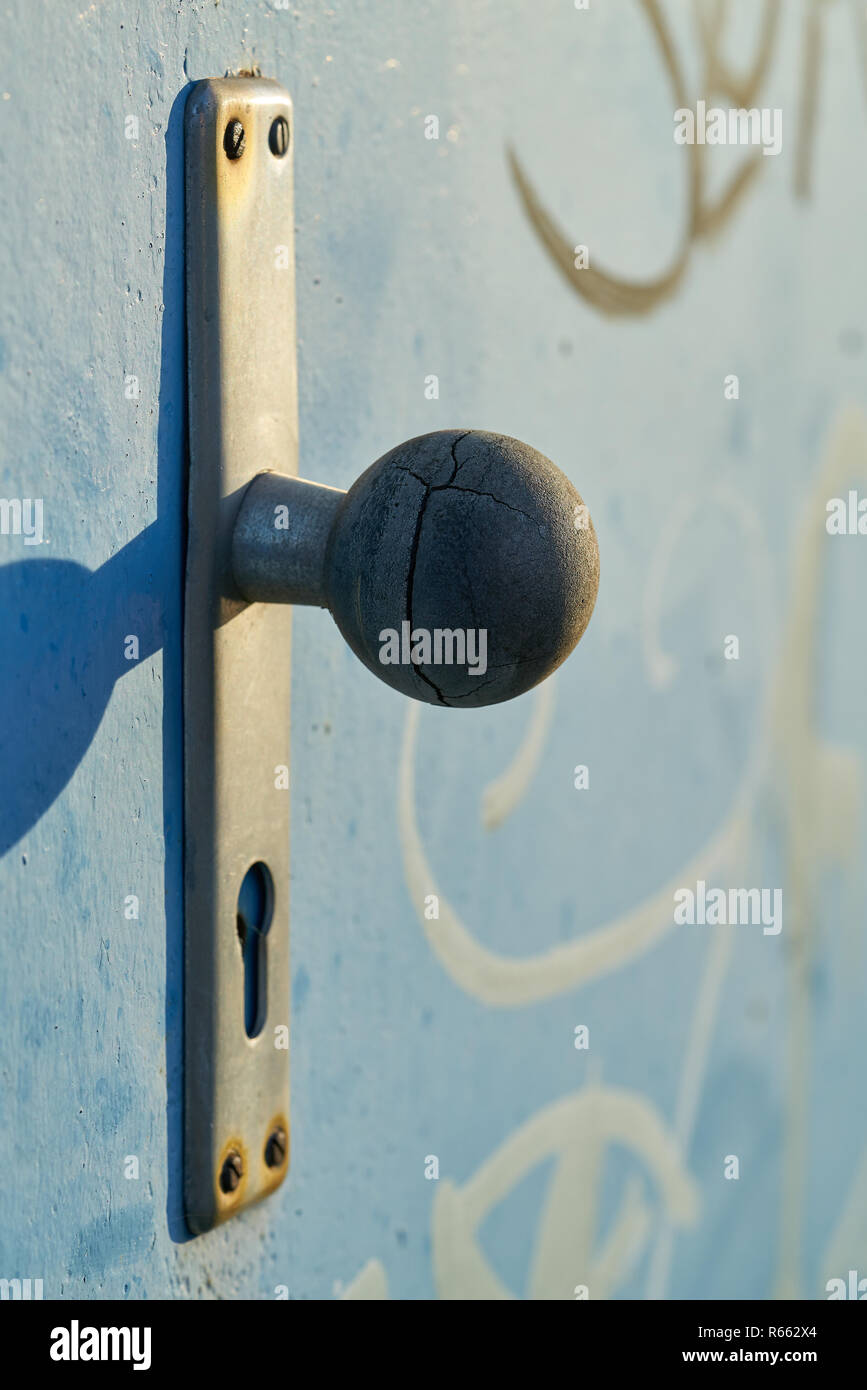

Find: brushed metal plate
<box><xmin>184</xmin><ymin>77</ymin><xmax>296</xmax><ymax>1234</ymax></box>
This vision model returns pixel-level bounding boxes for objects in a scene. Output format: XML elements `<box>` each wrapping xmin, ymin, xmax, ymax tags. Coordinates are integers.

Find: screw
<box><xmin>224</xmin><ymin>119</ymin><xmax>246</xmax><ymax>160</ymax></box>
<box><xmin>219</xmin><ymin>1149</ymin><xmax>243</xmax><ymax>1193</ymax></box>
<box><xmin>264</xmin><ymin>1126</ymin><xmax>287</xmax><ymax>1168</ymax></box>
<box><xmin>269</xmin><ymin>116</ymin><xmax>290</xmax><ymax>157</ymax></box>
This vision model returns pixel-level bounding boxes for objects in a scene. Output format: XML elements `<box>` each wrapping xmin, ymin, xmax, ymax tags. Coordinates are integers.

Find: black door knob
<box><xmin>232</xmin><ymin>428</ymin><xmax>599</xmax><ymax>708</ymax></box>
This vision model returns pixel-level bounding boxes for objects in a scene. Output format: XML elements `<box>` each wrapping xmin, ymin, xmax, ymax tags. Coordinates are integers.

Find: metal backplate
<box><xmin>184</xmin><ymin>78</ymin><xmax>296</xmax><ymax>1234</ymax></box>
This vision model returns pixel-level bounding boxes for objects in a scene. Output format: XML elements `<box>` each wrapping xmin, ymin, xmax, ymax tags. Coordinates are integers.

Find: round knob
<box><xmin>232</xmin><ymin>429</ymin><xmax>599</xmax><ymax>708</ymax></box>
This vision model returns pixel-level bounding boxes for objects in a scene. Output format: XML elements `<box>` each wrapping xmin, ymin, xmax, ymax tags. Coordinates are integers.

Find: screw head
<box><xmin>269</xmin><ymin>115</ymin><xmax>290</xmax><ymax>157</ymax></box>
<box><xmin>264</xmin><ymin>1126</ymin><xmax>287</xmax><ymax>1168</ymax></box>
<box><xmin>224</xmin><ymin>119</ymin><xmax>246</xmax><ymax>160</ymax></box>
<box><xmin>219</xmin><ymin>1149</ymin><xmax>243</xmax><ymax>1193</ymax></box>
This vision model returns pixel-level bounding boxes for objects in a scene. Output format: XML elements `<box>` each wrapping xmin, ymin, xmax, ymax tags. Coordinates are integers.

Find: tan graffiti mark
<box><xmin>508</xmin><ymin>0</ymin><xmax>793</xmax><ymax>316</ymax></box>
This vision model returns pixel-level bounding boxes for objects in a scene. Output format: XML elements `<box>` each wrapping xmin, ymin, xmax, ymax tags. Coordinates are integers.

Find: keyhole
<box><xmin>236</xmin><ymin>862</ymin><xmax>274</xmax><ymax>1038</ymax></box>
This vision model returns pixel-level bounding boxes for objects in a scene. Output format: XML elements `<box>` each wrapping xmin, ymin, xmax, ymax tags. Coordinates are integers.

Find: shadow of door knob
<box><xmin>232</xmin><ymin>428</ymin><xmax>599</xmax><ymax>708</ymax></box>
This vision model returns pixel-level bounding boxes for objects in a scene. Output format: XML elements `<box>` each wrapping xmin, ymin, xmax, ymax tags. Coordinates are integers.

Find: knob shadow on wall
<box><xmin>183</xmin><ymin>77</ymin><xmax>599</xmax><ymax>1234</ymax></box>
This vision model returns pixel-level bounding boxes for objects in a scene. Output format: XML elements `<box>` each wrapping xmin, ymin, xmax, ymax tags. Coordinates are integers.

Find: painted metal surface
<box><xmin>0</xmin><ymin>0</ymin><xmax>866</xmax><ymax>1300</ymax></box>
<box><xmin>184</xmin><ymin>77</ymin><xmax>295</xmax><ymax>1233</ymax></box>
<box><xmin>233</xmin><ymin>473</ymin><xmax>344</xmax><ymax>608</ymax></box>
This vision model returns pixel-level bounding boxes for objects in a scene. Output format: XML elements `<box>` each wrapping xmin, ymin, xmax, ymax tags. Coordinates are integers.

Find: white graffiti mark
<box><xmin>641</xmin><ymin>484</ymin><xmax>775</xmax><ymax>692</ymax></box>
<box><xmin>340</xmin><ymin>1259</ymin><xmax>389</xmax><ymax>1300</ymax></box>
<box><xmin>821</xmin><ymin>1143</ymin><xmax>867</xmax><ymax>1298</ymax></box>
<box><xmin>432</xmin><ymin>1083</ymin><xmax>698</xmax><ymax>1300</ymax></box>
<box><xmin>341</xmin><ymin>1082</ymin><xmax>698</xmax><ymax>1302</ymax></box>
<box><xmin>370</xmin><ymin>407</ymin><xmax>866</xmax><ymax>1299</ymax></box>
<box><xmin>648</xmin><ymin>410</ymin><xmax>865</xmax><ymax>1298</ymax></box>
<box><xmin>481</xmin><ymin>680</ymin><xmax>554</xmax><ymax>831</ymax></box>
<box><xmin>769</xmin><ymin>406</ymin><xmax>866</xmax><ymax>1297</ymax></box>
<box><xmin>644</xmin><ymin>481</ymin><xmax>776</xmax><ymax>1297</ymax></box>
<box><xmin>400</xmin><ymin>698</ymin><xmax>745</xmax><ymax>1007</ymax></box>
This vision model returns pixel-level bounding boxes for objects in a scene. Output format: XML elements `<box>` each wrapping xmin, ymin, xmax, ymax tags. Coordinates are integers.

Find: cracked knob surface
<box><xmin>232</xmin><ymin>428</ymin><xmax>600</xmax><ymax>708</ymax></box>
